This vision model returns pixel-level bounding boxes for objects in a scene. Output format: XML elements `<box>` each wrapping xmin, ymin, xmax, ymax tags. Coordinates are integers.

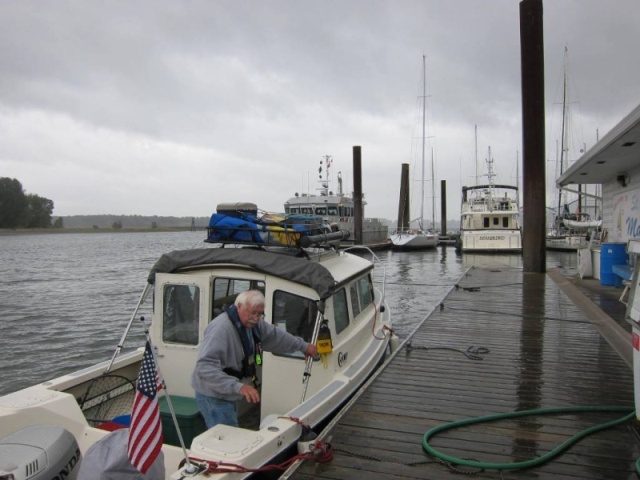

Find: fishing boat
<box><xmin>390</xmin><ymin>55</ymin><xmax>438</xmax><ymax>250</ymax></box>
<box><xmin>0</xmin><ymin>204</ymin><xmax>396</xmax><ymax>479</ymax></box>
<box><xmin>456</xmin><ymin>148</ymin><xmax>522</xmax><ymax>253</ymax></box>
<box><xmin>283</xmin><ymin>155</ymin><xmax>390</xmax><ymax>249</ymax></box>
<box><xmin>546</xmin><ymin>47</ymin><xmax>602</xmax><ymax>251</ymax></box>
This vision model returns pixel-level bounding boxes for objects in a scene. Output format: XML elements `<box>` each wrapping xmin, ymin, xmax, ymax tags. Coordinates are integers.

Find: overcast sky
<box><xmin>1</xmin><ymin>1</ymin><xmax>639</xmax><ymax>222</ymax></box>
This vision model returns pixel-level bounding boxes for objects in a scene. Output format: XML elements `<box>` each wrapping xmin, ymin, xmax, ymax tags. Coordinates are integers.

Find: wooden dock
<box><xmin>283</xmin><ymin>266</ymin><xmax>640</xmax><ymax>479</ymax></box>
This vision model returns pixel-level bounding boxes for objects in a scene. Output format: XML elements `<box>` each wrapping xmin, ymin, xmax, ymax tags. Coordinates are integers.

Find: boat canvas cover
<box><xmin>147</xmin><ymin>248</ymin><xmax>337</xmax><ymax>300</ymax></box>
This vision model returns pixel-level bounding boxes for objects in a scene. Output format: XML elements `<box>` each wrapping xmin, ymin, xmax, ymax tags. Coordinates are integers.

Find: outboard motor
<box><xmin>0</xmin><ymin>426</ymin><xmax>81</xmax><ymax>480</ymax></box>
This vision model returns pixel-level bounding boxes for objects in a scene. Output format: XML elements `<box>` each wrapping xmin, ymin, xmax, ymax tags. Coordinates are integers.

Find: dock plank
<box><xmin>284</xmin><ymin>267</ymin><xmax>640</xmax><ymax>479</ymax></box>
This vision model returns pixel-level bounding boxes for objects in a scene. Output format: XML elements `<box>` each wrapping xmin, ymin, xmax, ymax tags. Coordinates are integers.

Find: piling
<box><xmin>352</xmin><ymin>146</ymin><xmax>363</xmax><ymax>245</ymax></box>
<box><xmin>519</xmin><ymin>0</ymin><xmax>546</xmax><ymax>272</ymax></box>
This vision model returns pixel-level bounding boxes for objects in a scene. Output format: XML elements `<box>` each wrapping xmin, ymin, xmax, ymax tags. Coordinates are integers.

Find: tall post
<box><xmin>440</xmin><ymin>180</ymin><xmax>447</xmax><ymax>235</ymax></box>
<box><xmin>397</xmin><ymin>164</ymin><xmax>410</xmax><ymax>231</ymax></box>
<box><xmin>520</xmin><ymin>0</ymin><xmax>546</xmax><ymax>272</ymax></box>
<box><xmin>353</xmin><ymin>146</ymin><xmax>363</xmax><ymax>245</ymax></box>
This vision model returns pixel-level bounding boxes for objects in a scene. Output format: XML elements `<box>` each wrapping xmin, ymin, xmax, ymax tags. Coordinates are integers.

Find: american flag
<box><xmin>127</xmin><ymin>341</ymin><xmax>163</xmax><ymax>474</ymax></box>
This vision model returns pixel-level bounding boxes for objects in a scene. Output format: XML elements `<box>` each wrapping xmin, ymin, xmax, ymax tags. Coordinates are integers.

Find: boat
<box><xmin>546</xmin><ymin>47</ymin><xmax>602</xmax><ymax>251</ymax></box>
<box><xmin>456</xmin><ymin>148</ymin><xmax>523</xmax><ymax>253</ymax></box>
<box><xmin>0</xmin><ymin>204</ymin><xmax>396</xmax><ymax>479</ymax></box>
<box><xmin>389</xmin><ymin>55</ymin><xmax>438</xmax><ymax>250</ymax></box>
<box><xmin>283</xmin><ymin>155</ymin><xmax>390</xmax><ymax>249</ymax></box>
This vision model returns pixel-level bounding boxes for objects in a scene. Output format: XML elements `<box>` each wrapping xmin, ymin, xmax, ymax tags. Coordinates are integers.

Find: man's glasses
<box><xmin>247</xmin><ymin>310</ymin><xmax>264</xmax><ymax>320</ymax></box>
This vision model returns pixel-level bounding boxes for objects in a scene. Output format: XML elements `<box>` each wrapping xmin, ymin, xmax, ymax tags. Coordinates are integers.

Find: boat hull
<box><xmin>459</xmin><ymin>229</ymin><xmax>522</xmax><ymax>253</ymax></box>
<box><xmin>389</xmin><ymin>232</ymin><xmax>438</xmax><ymax>250</ymax></box>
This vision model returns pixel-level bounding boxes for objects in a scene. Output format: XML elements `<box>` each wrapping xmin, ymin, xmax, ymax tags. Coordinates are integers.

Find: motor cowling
<box><xmin>0</xmin><ymin>426</ymin><xmax>81</xmax><ymax>480</ymax></box>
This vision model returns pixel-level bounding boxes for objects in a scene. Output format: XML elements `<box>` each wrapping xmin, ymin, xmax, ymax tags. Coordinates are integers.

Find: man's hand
<box><xmin>305</xmin><ymin>343</ymin><xmax>318</xmax><ymax>358</ymax></box>
<box><xmin>239</xmin><ymin>384</ymin><xmax>260</xmax><ymax>403</ymax></box>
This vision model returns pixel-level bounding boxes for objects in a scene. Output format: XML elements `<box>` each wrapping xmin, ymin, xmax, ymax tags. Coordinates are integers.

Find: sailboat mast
<box><xmin>558</xmin><ymin>46</ymin><xmax>568</xmax><ymax>216</ymax></box>
<box><xmin>420</xmin><ymin>54</ymin><xmax>426</xmax><ymax>230</ymax></box>
<box><xmin>474</xmin><ymin>125</ymin><xmax>478</xmax><ymax>186</ymax></box>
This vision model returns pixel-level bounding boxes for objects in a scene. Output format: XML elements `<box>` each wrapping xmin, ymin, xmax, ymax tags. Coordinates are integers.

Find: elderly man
<box><xmin>191</xmin><ymin>289</ymin><xmax>318</xmax><ymax>428</ymax></box>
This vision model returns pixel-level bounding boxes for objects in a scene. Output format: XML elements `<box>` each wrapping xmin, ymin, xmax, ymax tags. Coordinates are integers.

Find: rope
<box><xmin>422</xmin><ymin>406</ymin><xmax>635</xmax><ymax>471</ymax></box>
<box><xmin>405</xmin><ymin>343</ymin><xmax>490</xmax><ymax>361</ymax></box>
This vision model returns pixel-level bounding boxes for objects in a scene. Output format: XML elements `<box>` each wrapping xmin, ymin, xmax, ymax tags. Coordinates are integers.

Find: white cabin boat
<box><xmin>284</xmin><ymin>156</ymin><xmax>389</xmax><ymax>248</ymax></box>
<box><xmin>457</xmin><ymin>183</ymin><xmax>522</xmax><ymax>254</ymax></box>
<box><xmin>0</xmin><ymin>208</ymin><xmax>395</xmax><ymax>479</ymax></box>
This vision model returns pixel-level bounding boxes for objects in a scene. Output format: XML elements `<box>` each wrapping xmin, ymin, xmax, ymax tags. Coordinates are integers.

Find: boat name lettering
<box><xmin>52</xmin><ymin>448</ymin><xmax>81</xmax><ymax>480</ymax></box>
<box><xmin>338</xmin><ymin>351</ymin><xmax>349</xmax><ymax>367</ymax></box>
<box><xmin>479</xmin><ymin>235</ymin><xmax>505</xmax><ymax>241</ymax></box>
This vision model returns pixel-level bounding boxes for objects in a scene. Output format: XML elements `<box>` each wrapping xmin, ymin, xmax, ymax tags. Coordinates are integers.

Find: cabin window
<box><xmin>493</xmin><ymin>217</ymin><xmax>499</xmax><ymax>226</ymax></box>
<box><xmin>315</xmin><ymin>207</ymin><xmax>327</xmax><ymax>215</ymax></box>
<box><xmin>163</xmin><ymin>284</ymin><xmax>200</xmax><ymax>345</ymax></box>
<box><xmin>212</xmin><ymin>278</ymin><xmax>265</xmax><ymax>319</ymax></box>
<box><xmin>272</xmin><ymin>291</ymin><xmax>317</xmax><ymax>357</ymax></box>
<box><xmin>301</xmin><ymin>207</ymin><xmax>313</xmax><ymax>214</ymax></box>
<box><xmin>502</xmin><ymin>217</ymin><xmax>509</xmax><ymax>228</ymax></box>
<box><xmin>289</xmin><ymin>207</ymin><xmax>299</xmax><ymax>214</ymax></box>
<box><xmin>483</xmin><ymin>217</ymin><xmax>490</xmax><ymax>228</ymax></box>
<box><xmin>333</xmin><ymin>288</ymin><xmax>350</xmax><ymax>334</ymax></box>
<box><xmin>328</xmin><ymin>206</ymin><xmax>338</xmax><ymax>216</ymax></box>
<box><xmin>356</xmin><ymin>276</ymin><xmax>374</xmax><ymax>310</ymax></box>
<box><xmin>349</xmin><ymin>283</ymin><xmax>361</xmax><ymax>317</ymax></box>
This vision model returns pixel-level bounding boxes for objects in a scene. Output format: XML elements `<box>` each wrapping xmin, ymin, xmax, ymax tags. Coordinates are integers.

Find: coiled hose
<box><xmin>423</xmin><ymin>406</ymin><xmax>636</xmax><ymax>471</ymax></box>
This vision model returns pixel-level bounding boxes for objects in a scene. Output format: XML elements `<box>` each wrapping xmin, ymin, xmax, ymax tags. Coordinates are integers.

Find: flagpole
<box><xmin>105</xmin><ymin>282</ymin><xmax>152</xmax><ymax>373</ymax></box>
<box><xmin>138</xmin><ymin>317</ymin><xmax>197</xmax><ymax>474</ymax></box>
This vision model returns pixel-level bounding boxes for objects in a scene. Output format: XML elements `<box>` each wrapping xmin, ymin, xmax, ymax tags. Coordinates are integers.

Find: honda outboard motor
<box><xmin>0</xmin><ymin>426</ymin><xmax>81</xmax><ymax>480</ymax></box>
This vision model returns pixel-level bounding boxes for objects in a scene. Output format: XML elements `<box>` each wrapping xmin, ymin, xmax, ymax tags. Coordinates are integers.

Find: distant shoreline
<box><xmin>0</xmin><ymin>227</ymin><xmax>207</xmax><ymax>236</ymax></box>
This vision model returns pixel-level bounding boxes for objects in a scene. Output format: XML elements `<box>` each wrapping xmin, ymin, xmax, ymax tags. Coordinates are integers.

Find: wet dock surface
<box><xmin>284</xmin><ymin>265</ymin><xmax>640</xmax><ymax>479</ymax></box>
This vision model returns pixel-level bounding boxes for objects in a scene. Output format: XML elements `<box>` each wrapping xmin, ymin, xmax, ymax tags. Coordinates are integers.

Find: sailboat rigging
<box><xmin>390</xmin><ymin>55</ymin><xmax>438</xmax><ymax>250</ymax></box>
<box><xmin>546</xmin><ymin>46</ymin><xmax>602</xmax><ymax>251</ymax></box>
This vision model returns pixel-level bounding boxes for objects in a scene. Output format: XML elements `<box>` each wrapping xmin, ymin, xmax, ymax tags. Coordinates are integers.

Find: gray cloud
<box><xmin>1</xmin><ymin>0</ymin><xmax>638</xmax><ymax>221</ymax></box>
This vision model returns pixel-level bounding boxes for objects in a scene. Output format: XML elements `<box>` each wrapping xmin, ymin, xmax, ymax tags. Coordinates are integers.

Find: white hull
<box><xmin>546</xmin><ymin>234</ymin><xmax>588</xmax><ymax>251</ymax></box>
<box><xmin>389</xmin><ymin>231</ymin><xmax>438</xmax><ymax>250</ymax></box>
<box><xmin>459</xmin><ymin>229</ymin><xmax>522</xmax><ymax>253</ymax></box>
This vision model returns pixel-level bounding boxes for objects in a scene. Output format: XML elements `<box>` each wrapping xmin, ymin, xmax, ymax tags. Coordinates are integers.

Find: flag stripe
<box><xmin>127</xmin><ymin>341</ymin><xmax>163</xmax><ymax>474</ymax></box>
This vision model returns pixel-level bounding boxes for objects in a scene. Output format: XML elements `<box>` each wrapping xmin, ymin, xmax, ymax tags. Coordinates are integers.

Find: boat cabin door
<box><xmin>151</xmin><ymin>273</ymin><xmax>211</xmax><ymax>397</ymax></box>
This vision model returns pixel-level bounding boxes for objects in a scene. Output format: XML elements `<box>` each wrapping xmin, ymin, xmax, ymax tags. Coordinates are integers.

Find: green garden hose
<box><xmin>423</xmin><ymin>406</ymin><xmax>635</xmax><ymax>471</ymax></box>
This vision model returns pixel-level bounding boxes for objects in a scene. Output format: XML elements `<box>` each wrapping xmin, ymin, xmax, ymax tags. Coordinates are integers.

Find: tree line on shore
<box><xmin>0</xmin><ymin>178</ymin><xmax>55</xmax><ymax>228</ymax></box>
<box><xmin>0</xmin><ymin>177</ymin><xmax>211</xmax><ymax>230</ymax></box>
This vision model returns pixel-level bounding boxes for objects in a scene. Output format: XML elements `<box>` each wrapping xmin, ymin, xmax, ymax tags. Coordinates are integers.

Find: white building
<box><xmin>558</xmin><ymin>103</ymin><xmax>640</xmax><ymax>244</ymax></box>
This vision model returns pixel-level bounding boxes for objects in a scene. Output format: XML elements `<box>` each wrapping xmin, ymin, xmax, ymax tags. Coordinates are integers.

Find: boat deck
<box><xmin>284</xmin><ymin>265</ymin><xmax>640</xmax><ymax>479</ymax></box>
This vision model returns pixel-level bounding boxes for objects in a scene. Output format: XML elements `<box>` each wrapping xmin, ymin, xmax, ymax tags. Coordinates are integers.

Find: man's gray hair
<box><xmin>235</xmin><ymin>290</ymin><xmax>265</xmax><ymax>309</ymax></box>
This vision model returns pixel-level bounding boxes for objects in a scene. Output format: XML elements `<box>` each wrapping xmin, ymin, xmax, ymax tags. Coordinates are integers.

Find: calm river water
<box><xmin>0</xmin><ymin>231</ymin><xmax>576</xmax><ymax>396</ymax></box>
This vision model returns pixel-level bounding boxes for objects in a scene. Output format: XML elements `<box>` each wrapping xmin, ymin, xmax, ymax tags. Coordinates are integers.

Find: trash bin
<box><xmin>600</xmin><ymin>242</ymin><xmax>628</xmax><ymax>286</ymax></box>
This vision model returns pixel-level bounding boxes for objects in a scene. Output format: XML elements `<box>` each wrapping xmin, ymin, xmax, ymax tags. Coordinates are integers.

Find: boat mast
<box><xmin>557</xmin><ymin>46</ymin><xmax>569</xmax><ymax>217</ymax></box>
<box><xmin>474</xmin><ymin>124</ymin><xmax>478</xmax><ymax>187</ymax></box>
<box><xmin>420</xmin><ymin>54</ymin><xmax>426</xmax><ymax>230</ymax></box>
<box><xmin>318</xmin><ymin>155</ymin><xmax>332</xmax><ymax>196</ymax></box>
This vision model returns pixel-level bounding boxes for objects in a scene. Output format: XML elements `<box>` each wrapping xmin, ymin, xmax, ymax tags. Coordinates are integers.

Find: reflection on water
<box><xmin>462</xmin><ymin>253</ymin><xmax>523</xmax><ymax>269</ymax></box>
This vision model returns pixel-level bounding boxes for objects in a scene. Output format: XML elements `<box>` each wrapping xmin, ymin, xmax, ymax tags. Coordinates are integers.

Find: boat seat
<box><xmin>612</xmin><ymin>264</ymin><xmax>634</xmax><ymax>305</ymax></box>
